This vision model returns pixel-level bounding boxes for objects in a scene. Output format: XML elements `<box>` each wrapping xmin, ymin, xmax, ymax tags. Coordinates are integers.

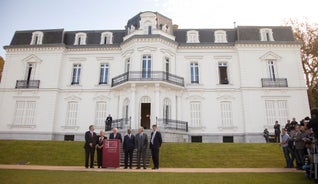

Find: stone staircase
<box><xmin>119</xmin><ymin>147</ymin><xmax>152</xmax><ymax>168</ymax></box>
<box><xmin>105</xmin><ymin>129</ymin><xmax>153</xmax><ymax>168</ymax></box>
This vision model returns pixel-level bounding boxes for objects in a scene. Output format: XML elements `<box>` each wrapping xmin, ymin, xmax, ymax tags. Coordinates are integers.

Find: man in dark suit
<box><xmin>123</xmin><ymin>128</ymin><xmax>135</xmax><ymax>169</ymax></box>
<box><xmin>150</xmin><ymin>124</ymin><xmax>162</xmax><ymax>170</ymax></box>
<box><xmin>105</xmin><ymin>114</ymin><xmax>112</xmax><ymax>131</ymax></box>
<box><xmin>84</xmin><ymin>125</ymin><xmax>97</xmax><ymax>168</ymax></box>
<box><xmin>96</xmin><ymin>130</ymin><xmax>107</xmax><ymax>168</ymax></box>
<box><xmin>109</xmin><ymin>127</ymin><xmax>122</xmax><ymax>143</ymax></box>
<box><xmin>135</xmin><ymin>126</ymin><xmax>148</xmax><ymax>169</ymax></box>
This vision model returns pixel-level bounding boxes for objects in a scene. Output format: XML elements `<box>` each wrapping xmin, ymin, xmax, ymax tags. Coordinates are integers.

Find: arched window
<box><xmin>163</xmin><ymin>98</ymin><xmax>171</xmax><ymax>120</ymax></box>
<box><xmin>187</xmin><ymin>30</ymin><xmax>200</xmax><ymax>43</ymax></box>
<box><xmin>123</xmin><ymin>98</ymin><xmax>130</xmax><ymax>125</ymax></box>
<box><xmin>260</xmin><ymin>28</ymin><xmax>274</xmax><ymax>41</ymax></box>
<box><xmin>100</xmin><ymin>32</ymin><xmax>113</xmax><ymax>44</ymax></box>
<box><xmin>74</xmin><ymin>32</ymin><xmax>87</xmax><ymax>45</ymax></box>
<box><xmin>30</xmin><ymin>31</ymin><xmax>43</xmax><ymax>45</ymax></box>
<box><xmin>214</xmin><ymin>30</ymin><xmax>227</xmax><ymax>43</ymax></box>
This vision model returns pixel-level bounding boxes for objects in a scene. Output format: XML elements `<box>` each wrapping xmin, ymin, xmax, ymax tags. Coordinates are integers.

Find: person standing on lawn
<box><xmin>150</xmin><ymin>124</ymin><xmax>162</xmax><ymax>170</ymax></box>
<box><xmin>84</xmin><ymin>125</ymin><xmax>97</xmax><ymax>168</ymax></box>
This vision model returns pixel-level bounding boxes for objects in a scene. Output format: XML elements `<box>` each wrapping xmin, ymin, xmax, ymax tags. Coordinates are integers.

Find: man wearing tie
<box><xmin>96</xmin><ymin>130</ymin><xmax>107</xmax><ymax>168</ymax></box>
<box><xmin>109</xmin><ymin>127</ymin><xmax>122</xmax><ymax>143</ymax></box>
<box><xmin>135</xmin><ymin>127</ymin><xmax>148</xmax><ymax>169</ymax></box>
<box><xmin>150</xmin><ymin>124</ymin><xmax>162</xmax><ymax>170</ymax></box>
<box><xmin>123</xmin><ymin>128</ymin><xmax>135</xmax><ymax>169</ymax></box>
<box><xmin>84</xmin><ymin>125</ymin><xmax>97</xmax><ymax>168</ymax></box>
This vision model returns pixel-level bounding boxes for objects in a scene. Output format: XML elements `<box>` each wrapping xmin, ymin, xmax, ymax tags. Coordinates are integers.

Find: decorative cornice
<box><xmin>121</xmin><ymin>35</ymin><xmax>178</xmax><ymax>50</ymax></box>
<box><xmin>5</xmin><ymin>46</ymin><xmax>65</xmax><ymax>53</ymax></box>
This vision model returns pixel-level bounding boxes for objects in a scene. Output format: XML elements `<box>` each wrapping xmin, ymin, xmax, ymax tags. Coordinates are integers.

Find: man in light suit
<box><xmin>150</xmin><ymin>124</ymin><xmax>162</xmax><ymax>170</ymax></box>
<box><xmin>84</xmin><ymin>125</ymin><xmax>97</xmax><ymax>168</ymax></box>
<box><xmin>123</xmin><ymin>128</ymin><xmax>135</xmax><ymax>169</ymax></box>
<box><xmin>109</xmin><ymin>127</ymin><xmax>122</xmax><ymax>143</ymax></box>
<box><xmin>135</xmin><ymin>126</ymin><xmax>148</xmax><ymax>169</ymax></box>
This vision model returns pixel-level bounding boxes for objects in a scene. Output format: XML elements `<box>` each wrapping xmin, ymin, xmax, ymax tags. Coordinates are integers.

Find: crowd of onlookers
<box><xmin>264</xmin><ymin>108</ymin><xmax>318</xmax><ymax>183</ymax></box>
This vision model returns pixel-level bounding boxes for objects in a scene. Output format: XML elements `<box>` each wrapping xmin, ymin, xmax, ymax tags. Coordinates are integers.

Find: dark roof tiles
<box><xmin>8</xmin><ymin>27</ymin><xmax>296</xmax><ymax>47</ymax></box>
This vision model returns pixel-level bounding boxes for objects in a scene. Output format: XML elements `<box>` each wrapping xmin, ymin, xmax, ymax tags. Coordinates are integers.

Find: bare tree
<box><xmin>286</xmin><ymin>19</ymin><xmax>318</xmax><ymax>108</ymax></box>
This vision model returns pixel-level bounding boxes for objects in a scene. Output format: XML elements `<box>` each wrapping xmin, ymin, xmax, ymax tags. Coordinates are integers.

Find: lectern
<box><xmin>102</xmin><ymin>139</ymin><xmax>120</xmax><ymax>168</ymax></box>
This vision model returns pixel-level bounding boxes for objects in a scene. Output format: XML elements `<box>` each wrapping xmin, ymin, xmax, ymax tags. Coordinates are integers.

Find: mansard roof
<box><xmin>10</xmin><ymin>29</ymin><xmax>64</xmax><ymax>45</ymax></box>
<box><xmin>6</xmin><ymin>12</ymin><xmax>297</xmax><ymax>49</ymax></box>
<box><xmin>63</xmin><ymin>30</ymin><xmax>126</xmax><ymax>45</ymax></box>
<box><xmin>237</xmin><ymin>26</ymin><xmax>295</xmax><ymax>42</ymax></box>
<box><xmin>174</xmin><ymin>29</ymin><xmax>237</xmax><ymax>44</ymax></box>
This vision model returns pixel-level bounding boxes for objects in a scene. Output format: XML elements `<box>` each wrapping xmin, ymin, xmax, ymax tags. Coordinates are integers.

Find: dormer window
<box><xmin>100</xmin><ymin>32</ymin><xmax>113</xmax><ymax>44</ymax></box>
<box><xmin>214</xmin><ymin>30</ymin><xmax>227</xmax><ymax>43</ymax></box>
<box><xmin>260</xmin><ymin>28</ymin><xmax>274</xmax><ymax>41</ymax></box>
<box><xmin>187</xmin><ymin>30</ymin><xmax>200</xmax><ymax>43</ymax></box>
<box><xmin>74</xmin><ymin>32</ymin><xmax>87</xmax><ymax>45</ymax></box>
<box><xmin>30</xmin><ymin>31</ymin><xmax>43</xmax><ymax>45</ymax></box>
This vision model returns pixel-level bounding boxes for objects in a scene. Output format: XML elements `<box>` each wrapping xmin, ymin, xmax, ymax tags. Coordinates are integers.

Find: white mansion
<box><xmin>0</xmin><ymin>11</ymin><xmax>310</xmax><ymax>142</ymax></box>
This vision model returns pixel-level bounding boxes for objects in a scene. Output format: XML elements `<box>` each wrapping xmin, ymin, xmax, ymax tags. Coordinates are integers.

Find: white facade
<box><xmin>0</xmin><ymin>12</ymin><xmax>310</xmax><ymax>142</ymax></box>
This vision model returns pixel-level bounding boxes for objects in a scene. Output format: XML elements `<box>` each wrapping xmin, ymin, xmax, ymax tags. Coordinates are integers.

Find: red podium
<box><xmin>102</xmin><ymin>139</ymin><xmax>120</xmax><ymax>168</ymax></box>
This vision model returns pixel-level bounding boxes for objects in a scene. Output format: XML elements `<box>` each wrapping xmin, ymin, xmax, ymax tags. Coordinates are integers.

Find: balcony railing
<box><xmin>105</xmin><ymin>118</ymin><xmax>131</xmax><ymax>131</ymax></box>
<box><xmin>261</xmin><ymin>78</ymin><xmax>288</xmax><ymax>87</ymax></box>
<box><xmin>112</xmin><ymin>71</ymin><xmax>184</xmax><ymax>87</ymax></box>
<box><xmin>16</xmin><ymin>80</ymin><xmax>40</xmax><ymax>89</ymax></box>
<box><xmin>157</xmin><ymin>118</ymin><xmax>188</xmax><ymax>132</ymax></box>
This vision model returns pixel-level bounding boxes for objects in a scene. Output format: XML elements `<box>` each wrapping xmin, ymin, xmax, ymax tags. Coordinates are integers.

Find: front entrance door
<box><xmin>141</xmin><ymin>103</ymin><xmax>151</xmax><ymax>129</ymax></box>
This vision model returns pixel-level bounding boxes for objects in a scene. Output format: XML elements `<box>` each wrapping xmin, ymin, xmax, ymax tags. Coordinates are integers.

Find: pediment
<box><xmin>64</xmin><ymin>95</ymin><xmax>81</xmax><ymax>101</ymax></box>
<box><xmin>137</xmin><ymin>46</ymin><xmax>157</xmax><ymax>53</ymax></box>
<box><xmin>22</xmin><ymin>54</ymin><xmax>42</xmax><ymax>63</ymax></box>
<box><xmin>186</xmin><ymin>95</ymin><xmax>205</xmax><ymax>101</ymax></box>
<box><xmin>93</xmin><ymin>95</ymin><xmax>111</xmax><ymax>101</ymax></box>
<box><xmin>259</xmin><ymin>51</ymin><xmax>281</xmax><ymax>61</ymax></box>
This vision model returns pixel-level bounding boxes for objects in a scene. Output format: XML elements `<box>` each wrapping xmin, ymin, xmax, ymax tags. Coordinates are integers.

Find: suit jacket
<box><xmin>123</xmin><ymin>134</ymin><xmax>135</xmax><ymax>151</ymax></box>
<box><xmin>96</xmin><ymin>136</ymin><xmax>107</xmax><ymax>148</ymax></box>
<box><xmin>106</xmin><ymin>116</ymin><xmax>112</xmax><ymax>125</ymax></box>
<box><xmin>135</xmin><ymin>133</ymin><xmax>148</xmax><ymax>150</ymax></box>
<box><xmin>109</xmin><ymin>133</ymin><xmax>122</xmax><ymax>143</ymax></box>
<box><xmin>150</xmin><ymin>131</ymin><xmax>162</xmax><ymax>149</ymax></box>
<box><xmin>84</xmin><ymin>131</ymin><xmax>97</xmax><ymax>149</ymax></box>
<box><xmin>293</xmin><ymin>131</ymin><xmax>305</xmax><ymax>149</ymax></box>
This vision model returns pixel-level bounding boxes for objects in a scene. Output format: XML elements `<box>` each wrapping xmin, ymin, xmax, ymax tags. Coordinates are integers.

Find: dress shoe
<box><xmin>143</xmin><ymin>167</ymin><xmax>147</xmax><ymax>169</ymax></box>
<box><xmin>124</xmin><ymin>167</ymin><xmax>128</xmax><ymax>169</ymax></box>
<box><xmin>90</xmin><ymin>166</ymin><xmax>94</xmax><ymax>168</ymax></box>
<box><xmin>136</xmin><ymin>167</ymin><xmax>140</xmax><ymax>169</ymax></box>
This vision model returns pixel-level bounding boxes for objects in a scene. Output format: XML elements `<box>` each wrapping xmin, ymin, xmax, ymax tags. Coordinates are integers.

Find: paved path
<box><xmin>0</xmin><ymin>164</ymin><xmax>302</xmax><ymax>173</ymax></box>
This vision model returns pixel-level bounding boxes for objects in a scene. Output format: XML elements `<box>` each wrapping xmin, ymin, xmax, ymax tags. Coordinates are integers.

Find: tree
<box><xmin>0</xmin><ymin>56</ymin><xmax>4</xmax><ymax>82</ymax></box>
<box><xmin>286</xmin><ymin>19</ymin><xmax>318</xmax><ymax>108</ymax></box>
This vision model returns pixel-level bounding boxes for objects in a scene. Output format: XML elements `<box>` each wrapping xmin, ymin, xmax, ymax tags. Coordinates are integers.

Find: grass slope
<box><xmin>0</xmin><ymin>140</ymin><xmax>285</xmax><ymax>168</ymax></box>
<box><xmin>0</xmin><ymin>170</ymin><xmax>310</xmax><ymax>184</ymax></box>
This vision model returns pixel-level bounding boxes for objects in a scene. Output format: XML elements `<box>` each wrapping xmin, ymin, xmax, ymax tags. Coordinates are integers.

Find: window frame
<box><xmin>30</xmin><ymin>31</ymin><xmax>43</xmax><ymax>45</ymax></box>
<box><xmin>74</xmin><ymin>32</ymin><xmax>87</xmax><ymax>45</ymax></box>
<box><xmin>71</xmin><ymin>63</ymin><xmax>81</xmax><ymax>85</ymax></box>
<box><xmin>218</xmin><ymin>62</ymin><xmax>229</xmax><ymax>84</ymax></box>
<box><xmin>214</xmin><ymin>30</ymin><xmax>228</xmax><ymax>43</ymax></box>
<box><xmin>187</xmin><ymin>30</ymin><xmax>200</xmax><ymax>43</ymax></box>
<box><xmin>99</xmin><ymin>63</ymin><xmax>109</xmax><ymax>84</ymax></box>
<box><xmin>100</xmin><ymin>32</ymin><xmax>113</xmax><ymax>44</ymax></box>
<box><xmin>190</xmin><ymin>62</ymin><xmax>199</xmax><ymax>84</ymax></box>
<box><xmin>260</xmin><ymin>28</ymin><xmax>274</xmax><ymax>41</ymax></box>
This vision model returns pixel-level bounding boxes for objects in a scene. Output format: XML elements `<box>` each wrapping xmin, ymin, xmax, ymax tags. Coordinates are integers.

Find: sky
<box><xmin>0</xmin><ymin>0</ymin><xmax>317</xmax><ymax>58</ymax></box>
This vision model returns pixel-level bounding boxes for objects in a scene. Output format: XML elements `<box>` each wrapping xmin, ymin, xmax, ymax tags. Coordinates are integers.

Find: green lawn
<box><xmin>0</xmin><ymin>140</ymin><xmax>285</xmax><ymax>168</ymax></box>
<box><xmin>0</xmin><ymin>170</ymin><xmax>311</xmax><ymax>184</ymax></box>
<box><xmin>0</xmin><ymin>140</ymin><xmax>312</xmax><ymax>184</ymax></box>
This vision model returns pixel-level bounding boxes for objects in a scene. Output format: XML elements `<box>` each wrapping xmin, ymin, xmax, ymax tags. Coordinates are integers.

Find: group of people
<box><xmin>84</xmin><ymin>124</ymin><xmax>162</xmax><ymax>170</ymax></box>
<box><xmin>266</xmin><ymin>108</ymin><xmax>318</xmax><ymax>181</ymax></box>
